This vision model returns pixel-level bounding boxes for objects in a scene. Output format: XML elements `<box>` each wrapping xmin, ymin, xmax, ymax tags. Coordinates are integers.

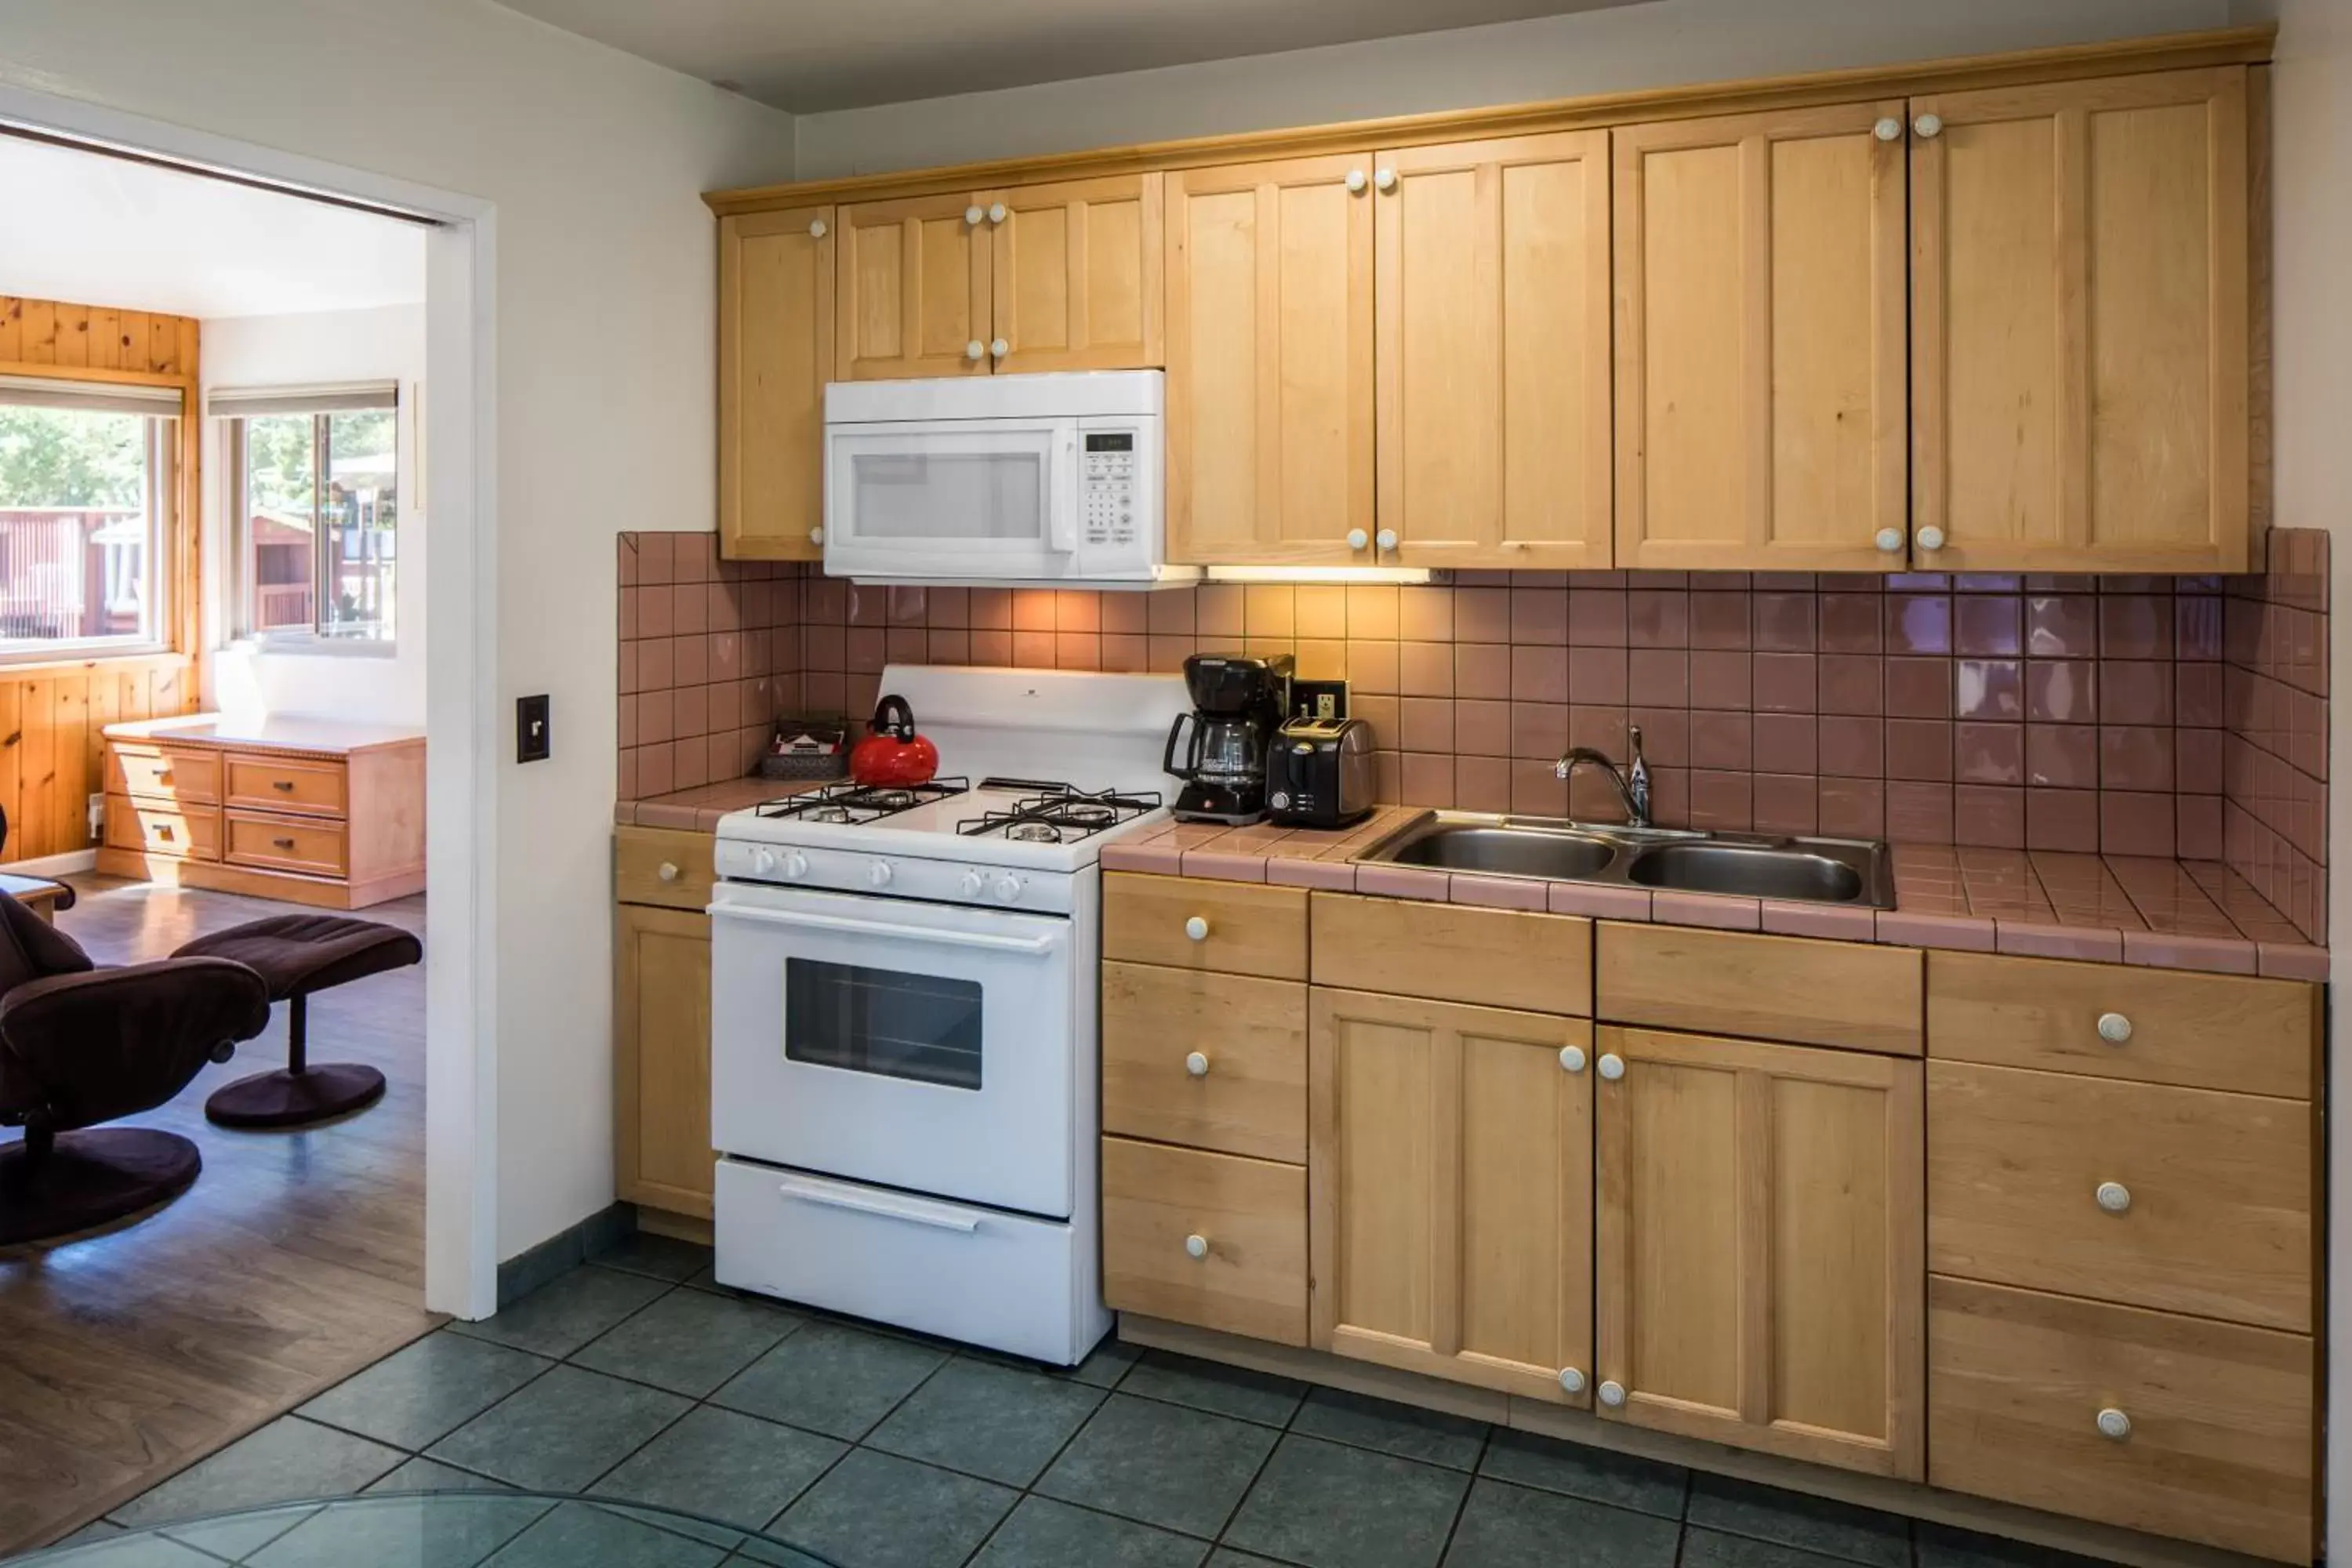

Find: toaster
<box><xmin>1266</xmin><ymin>717</ymin><xmax>1376</xmax><ymax>829</ymax></box>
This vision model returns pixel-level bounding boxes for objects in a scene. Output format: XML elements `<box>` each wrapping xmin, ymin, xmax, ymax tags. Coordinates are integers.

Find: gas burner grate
<box><xmin>957</xmin><ymin>784</ymin><xmax>1163</xmax><ymax>844</ymax></box>
<box><xmin>755</xmin><ymin>776</ymin><xmax>971</xmax><ymax>825</ymax></box>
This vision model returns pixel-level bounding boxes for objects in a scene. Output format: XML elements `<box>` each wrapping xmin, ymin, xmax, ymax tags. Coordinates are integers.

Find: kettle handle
<box><xmin>1163</xmin><ymin>713</ymin><xmax>1200</xmax><ymax>780</ymax></box>
<box><xmin>872</xmin><ymin>693</ymin><xmax>916</xmax><ymax>740</ymax></box>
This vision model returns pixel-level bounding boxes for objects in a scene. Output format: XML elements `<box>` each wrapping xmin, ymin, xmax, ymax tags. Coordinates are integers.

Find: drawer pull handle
<box><xmin>155</xmin><ymin>771</ymin><xmax>173</xmax><ymax>785</ymax></box>
<box><xmin>1558</xmin><ymin>1367</ymin><xmax>1585</xmax><ymax>1395</ymax></box>
<box><xmin>154</xmin><ymin>825</ymin><xmax>174</xmax><ymax>840</ymax></box>
<box><xmin>658</xmin><ymin>862</ymin><xmax>681</xmax><ymax>882</ymax></box>
<box><xmin>1183</xmin><ymin>916</ymin><xmax>1210</xmax><ymax>942</ymax></box>
<box><xmin>272</xmin><ymin>837</ymin><xmax>297</xmax><ymax>850</ymax></box>
<box><xmin>1597</xmin><ymin>1380</ymin><xmax>1627</xmax><ymax>1408</ymax></box>
<box><xmin>1184</xmin><ymin>1233</ymin><xmax>1209</xmax><ymax>1260</ymax></box>
<box><xmin>1558</xmin><ymin>1045</ymin><xmax>1587</xmax><ymax>1073</ymax></box>
<box><xmin>271</xmin><ymin>779</ymin><xmax>296</xmax><ymax>791</ymax></box>
<box><xmin>2096</xmin><ymin>1407</ymin><xmax>2132</xmax><ymax>1442</ymax></box>
<box><xmin>1596</xmin><ymin>1053</ymin><xmax>1625</xmax><ymax>1082</ymax></box>
<box><xmin>1184</xmin><ymin>1051</ymin><xmax>1210</xmax><ymax>1077</ymax></box>
<box><xmin>2096</xmin><ymin>1012</ymin><xmax>2132</xmax><ymax>1044</ymax></box>
<box><xmin>2095</xmin><ymin>1181</ymin><xmax>2132</xmax><ymax>1214</ymax></box>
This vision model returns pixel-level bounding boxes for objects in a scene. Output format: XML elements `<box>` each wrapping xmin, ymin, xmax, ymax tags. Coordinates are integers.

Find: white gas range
<box><xmin>708</xmin><ymin>664</ymin><xmax>1189</xmax><ymax>1365</ymax></box>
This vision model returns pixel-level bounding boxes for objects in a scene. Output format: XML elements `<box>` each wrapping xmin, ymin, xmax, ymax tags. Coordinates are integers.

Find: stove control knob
<box><xmin>868</xmin><ymin>861</ymin><xmax>895</xmax><ymax>888</ymax></box>
<box><xmin>751</xmin><ymin>847</ymin><xmax>778</xmax><ymax>877</ymax></box>
<box><xmin>959</xmin><ymin>869</ymin><xmax>987</xmax><ymax>898</ymax></box>
<box><xmin>990</xmin><ymin>873</ymin><xmax>1022</xmax><ymax>903</ymax></box>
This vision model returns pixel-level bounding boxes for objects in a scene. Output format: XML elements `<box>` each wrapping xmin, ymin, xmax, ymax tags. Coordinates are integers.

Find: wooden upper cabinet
<box><xmin>1911</xmin><ymin>67</ymin><xmax>2249</xmax><ymax>572</ymax></box>
<box><xmin>1165</xmin><ymin>154</ymin><xmax>1375</xmax><ymax>565</ymax></box>
<box><xmin>1375</xmin><ymin>132</ymin><xmax>1613</xmax><ymax>570</ymax></box>
<box><xmin>1595</xmin><ymin>1026</ymin><xmax>1925</xmax><ymax>1479</ymax></box>
<box><xmin>989</xmin><ymin>173</ymin><xmax>1163</xmax><ymax>372</ymax></box>
<box><xmin>836</xmin><ymin>192</ymin><xmax>993</xmax><ymax>379</ymax></box>
<box><xmin>1614</xmin><ymin>102</ymin><xmax>1907</xmax><ymax>572</ymax></box>
<box><xmin>718</xmin><ymin>206</ymin><xmax>833</xmax><ymax>561</ymax></box>
<box><xmin>1309</xmin><ymin>988</ymin><xmax>1594</xmax><ymax>1403</ymax></box>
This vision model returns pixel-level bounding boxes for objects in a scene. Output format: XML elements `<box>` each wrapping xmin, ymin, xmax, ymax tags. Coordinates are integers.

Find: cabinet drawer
<box><xmin>1103</xmin><ymin>961</ymin><xmax>1305</xmax><ymax>1163</ymax></box>
<box><xmin>1101</xmin><ymin>1135</ymin><xmax>1306</xmax><ymax>1346</ymax></box>
<box><xmin>615</xmin><ymin>826</ymin><xmax>717</xmax><ymax>912</ymax></box>
<box><xmin>1597</xmin><ymin>923</ymin><xmax>1922</xmax><ymax>1054</ymax></box>
<box><xmin>107</xmin><ymin>746</ymin><xmax>220</xmax><ymax>805</ymax></box>
<box><xmin>1929</xmin><ymin>1276</ymin><xmax>2314</xmax><ymax>1563</ymax></box>
<box><xmin>103</xmin><ymin>795</ymin><xmax>220</xmax><ymax>862</ymax></box>
<box><xmin>224</xmin><ymin>753</ymin><xmax>348</xmax><ymax>818</ymax></box>
<box><xmin>225</xmin><ymin>811</ymin><xmax>350</xmax><ymax>878</ymax></box>
<box><xmin>1311</xmin><ymin>892</ymin><xmax>1592</xmax><ymax>1015</ymax></box>
<box><xmin>1928</xmin><ymin>950</ymin><xmax>2316</xmax><ymax>1099</ymax></box>
<box><xmin>1927</xmin><ymin>1062</ymin><xmax>2312</xmax><ymax>1331</ymax></box>
<box><xmin>1103</xmin><ymin>873</ymin><xmax>1307</xmax><ymax>980</ymax></box>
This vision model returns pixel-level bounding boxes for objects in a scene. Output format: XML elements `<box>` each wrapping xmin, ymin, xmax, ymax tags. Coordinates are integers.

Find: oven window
<box><xmin>851</xmin><ymin>452</ymin><xmax>1043</xmax><ymax>541</ymax></box>
<box><xmin>784</xmin><ymin>958</ymin><xmax>984</xmax><ymax>1090</ymax></box>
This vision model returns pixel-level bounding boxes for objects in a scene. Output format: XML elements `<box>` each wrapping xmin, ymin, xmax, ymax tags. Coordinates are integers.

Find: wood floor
<box><xmin>0</xmin><ymin>875</ymin><xmax>433</xmax><ymax>1555</ymax></box>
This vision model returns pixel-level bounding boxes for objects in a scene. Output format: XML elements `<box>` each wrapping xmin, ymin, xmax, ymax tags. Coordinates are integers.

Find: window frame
<box><xmin>221</xmin><ymin>383</ymin><xmax>401</xmax><ymax>653</ymax></box>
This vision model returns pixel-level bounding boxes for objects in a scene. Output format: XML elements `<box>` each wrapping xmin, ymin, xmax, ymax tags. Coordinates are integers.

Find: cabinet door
<box><xmin>1911</xmin><ymin>67</ymin><xmax>2249</xmax><ymax>572</ymax></box>
<box><xmin>1308</xmin><ymin>988</ymin><xmax>1593</xmax><ymax>1403</ymax></box>
<box><xmin>988</xmin><ymin>173</ymin><xmax>1163</xmax><ymax>372</ymax></box>
<box><xmin>1165</xmin><ymin>154</ymin><xmax>1374</xmax><ymax>565</ymax></box>
<box><xmin>836</xmin><ymin>192</ymin><xmax>991</xmax><ymax>379</ymax></box>
<box><xmin>615</xmin><ymin>903</ymin><xmax>714</xmax><ymax>1218</ymax></box>
<box><xmin>1613</xmin><ymin>102</ymin><xmax>1907</xmax><ymax>572</ymax></box>
<box><xmin>719</xmin><ymin>206</ymin><xmax>832</xmax><ymax>561</ymax></box>
<box><xmin>1375</xmin><ymin>132</ymin><xmax>1612</xmax><ymax>570</ymax></box>
<box><xmin>1595</xmin><ymin>1025</ymin><xmax>1925</xmax><ymax>1478</ymax></box>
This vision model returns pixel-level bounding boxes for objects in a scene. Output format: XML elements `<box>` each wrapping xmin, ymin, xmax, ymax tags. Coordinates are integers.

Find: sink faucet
<box><xmin>1555</xmin><ymin>726</ymin><xmax>1651</xmax><ymax>829</ymax></box>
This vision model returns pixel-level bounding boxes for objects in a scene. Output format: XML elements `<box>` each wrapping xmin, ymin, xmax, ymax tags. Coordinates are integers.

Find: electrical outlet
<box><xmin>1290</xmin><ymin>680</ymin><xmax>1348</xmax><ymax>722</ymax></box>
<box><xmin>517</xmin><ymin>695</ymin><xmax>551</xmax><ymax>763</ymax></box>
<box><xmin>87</xmin><ymin>793</ymin><xmax>103</xmax><ymax>840</ymax></box>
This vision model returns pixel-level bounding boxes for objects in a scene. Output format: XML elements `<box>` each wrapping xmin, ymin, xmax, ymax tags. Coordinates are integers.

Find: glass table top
<box><xmin>13</xmin><ymin>1493</ymin><xmax>841</xmax><ymax>1568</ymax></box>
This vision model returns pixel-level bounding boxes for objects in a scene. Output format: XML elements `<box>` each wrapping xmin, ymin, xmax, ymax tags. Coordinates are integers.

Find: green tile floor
<box><xmin>56</xmin><ymin>1235</ymin><xmax>2111</xmax><ymax>1568</ymax></box>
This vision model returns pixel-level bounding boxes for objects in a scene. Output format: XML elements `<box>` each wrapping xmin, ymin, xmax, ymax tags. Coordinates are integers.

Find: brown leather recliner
<box><xmin>0</xmin><ymin>895</ymin><xmax>272</xmax><ymax>1247</ymax></box>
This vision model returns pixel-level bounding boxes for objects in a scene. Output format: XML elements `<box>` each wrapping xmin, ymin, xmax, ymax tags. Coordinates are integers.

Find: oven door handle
<box><xmin>711</xmin><ymin>901</ymin><xmax>1063</xmax><ymax>956</ymax></box>
<box><xmin>776</xmin><ymin>1178</ymin><xmax>981</xmax><ymax>1234</ymax></box>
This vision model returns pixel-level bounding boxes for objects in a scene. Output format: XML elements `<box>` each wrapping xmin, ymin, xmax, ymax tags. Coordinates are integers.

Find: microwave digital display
<box><xmin>1084</xmin><ymin>434</ymin><xmax>1134</xmax><ymax>452</ymax></box>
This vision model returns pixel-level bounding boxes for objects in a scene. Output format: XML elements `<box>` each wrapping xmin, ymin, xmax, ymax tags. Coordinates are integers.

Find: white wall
<box><xmin>793</xmin><ymin>0</ymin><xmax>2234</xmax><ymax>177</ymax></box>
<box><xmin>201</xmin><ymin>304</ymin><xmax>430</xmax><ymax>729</ymax></box>
<box><xmin>0</xmin><ymin>0</ymin><xmax>797</xmax><ymax>1264</ymax></box>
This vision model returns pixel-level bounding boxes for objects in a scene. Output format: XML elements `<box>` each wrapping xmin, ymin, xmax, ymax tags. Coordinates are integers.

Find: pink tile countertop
<box><xmin>615</xmin><ymin>777</ymin><xmax>825</xmax><ymax>832</ymax></box>
<box><xmin>1100</xmin><ymin>807</ymin><xmax>2330</xmax><ymax>983</ymax></box>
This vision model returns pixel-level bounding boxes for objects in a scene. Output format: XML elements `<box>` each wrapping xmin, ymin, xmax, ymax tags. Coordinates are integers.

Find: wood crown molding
<box><xmin>704</xmin><ymin>24</ymin><xmax>2274</xmax><ymax>215</ymax></box>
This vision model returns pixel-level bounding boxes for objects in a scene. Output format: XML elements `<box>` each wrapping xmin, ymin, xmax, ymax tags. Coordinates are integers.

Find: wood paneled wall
<box><xmin>0</xmin><ymin>295</ymin><xmax>204</xmax><ymax>864</ymax></box>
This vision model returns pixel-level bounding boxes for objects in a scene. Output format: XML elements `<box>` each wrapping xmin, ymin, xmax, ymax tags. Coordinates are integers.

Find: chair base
<box><xmin>205</xmin><ymin>1064</ymin><xmax>386</xmax><ymax>1130</ymax></box>
<box><xmin>0</xmin><ymin>1128</ymin><xmax>202</xmax><ymax>1246</ymax></box>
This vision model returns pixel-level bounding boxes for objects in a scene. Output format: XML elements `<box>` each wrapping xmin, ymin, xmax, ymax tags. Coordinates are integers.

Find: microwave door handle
<box><xmin>710</xmin><ymin>902</ymin><xmax>1062</xmax><ymax>955</ymax></box>
<box><xmin>775</xmin><ymin>1178</ymin><xmax>981</xmax><ymax>1234</ymax></box>
<box><xmin>1047</xmin><ymin>434</ymin><xmax>1079</xmax><ymax>553</ymax></box>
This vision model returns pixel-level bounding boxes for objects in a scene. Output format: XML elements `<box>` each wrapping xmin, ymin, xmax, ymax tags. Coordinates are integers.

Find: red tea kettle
<box><xmin>849</xmin><ymin>694</ymin><xmax>940</xmax><ymax>787</ymax></box>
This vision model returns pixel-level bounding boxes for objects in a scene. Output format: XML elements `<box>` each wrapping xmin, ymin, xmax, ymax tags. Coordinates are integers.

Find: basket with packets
<box><xmin>758</xmin><ymin>716</ymin><xmax>851</xmax><ymax>781</ymax></box>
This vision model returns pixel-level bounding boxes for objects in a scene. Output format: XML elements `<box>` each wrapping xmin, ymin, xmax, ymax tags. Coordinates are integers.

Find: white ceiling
<box><xmin>0</xmin><ymin>135</ymin><xmax>426</xmax><ymax>321</ymax></box>
<box><xmin>495</xmin><ymin>0</ymin><xmax>1652</xmax><ymax>113</ymax></box>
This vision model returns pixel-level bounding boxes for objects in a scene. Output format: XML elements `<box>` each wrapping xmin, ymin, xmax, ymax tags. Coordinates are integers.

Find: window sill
<box><xmin>224</xmin><ymin>637</ymin><xmax>397</xmax><ymax>661</ymax></box>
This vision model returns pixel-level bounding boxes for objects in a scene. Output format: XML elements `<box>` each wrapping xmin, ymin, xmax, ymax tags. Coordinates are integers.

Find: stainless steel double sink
<box><xmin>1355</xmin><ymin>811</ymin><xmax>1896</xmax><ymax>909</ymax></box>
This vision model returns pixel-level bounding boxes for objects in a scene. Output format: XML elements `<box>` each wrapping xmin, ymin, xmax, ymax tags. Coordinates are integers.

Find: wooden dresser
<box><xmin>99</xmin><ymin>715</ymin><xmax>426</xmax><ymax>909</ymax></box>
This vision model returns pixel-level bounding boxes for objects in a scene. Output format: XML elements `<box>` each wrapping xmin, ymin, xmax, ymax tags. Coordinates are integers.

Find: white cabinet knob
<box><xmin>965</xmin><ymin>205</ymin><xmax>984</xmax><ymax>225</ymax></box>
<box><xmin>990</xmin><ymin>338</ymin><xmax>1010</xmax><ymax>358</ymax></box>
<box><xmin>1375</xmin><ymin>528</ymin><xmax>1398</xmax><ymax>550</ymax></box>
<box><xmin>1597</xmin><ymin>1053</ymin><xmax>1625</xmax><ymax>1081</ymax></box>
<box><xmin>1185</xmin><ymin>1051</ymin><xmax>1210</xmax><ymax>1077</ymax></box>
<box><xmin>1559</xmin><ymin>1045</ymin><xmax>1587</xmax><ymax>1073</ymax></box>
<box><xmin>657</xmin><ymin>862</ymin><xmax>680</xmax><ymax>882</ymax></box>
<box><xmin>1914</xmin><ymin>113</ymin><xmax>1944</xmax><ymax>138</ymax></box>
<box><xmin>2096</xmin><ymin>1407</ymin><xmax>2132</xmax><ymax>1442</ymax></box>
<box><xmin>1346</xmin><ymin>528</ymin><xmax>1370</xmax><ymax>550</ymax></box>
<box><xmin>1184</xmin><ymin>916</ymin><xmax>1210</xmax><ymax>942</ymax></box>
<box><xmin>2096</xmin><ymin>1012</ymin><xmax>2132</xmax><ymax>1044</ymax></box>
<box><xmin>1875</xmin><ymin>527</ymin><xmax>1904</xmax><ymax>554</ymax></box>
<box><xmin>988</xmin><ymin>202</ymin><xmax>1007</xmax><ymax>223</ymax></box>
<box><xmin>1185</xmin><ymin>1233</ymin><xmax>1209</xmax><ymax>1260</ymax></box>
<box><xmin>808</xmin><ymin>218</ymin><xmax>827</xmax><ymax>238</ymax></box>
<box><xmin>1916</xmin><ymin>525</ymin><xmax>1947</xmax><ymax>551</ymax></box>
<box><xmin>1874</xmin><ymin>117</ymin><xmax>1902</xmax><ymax>142</ymax></box>
<box><xmin>1345</xmin><ymin>169</ymin><xmax>1367</xmax><ymax>193</ymax></box>
<box><xmin>966</xmin><ymin>340</ymin><xmax>986</xmax><ymax>361</ymax></box>
<box><xmin>809</xmin><ymin>526</ymin><xmax>825</xmax><ymax>545</ymax></box>
<box><xmin>1558</xmin><ymin>1367</ymin><xmax>1586</xmax><ymax>1395</ymax></box>
<box><xmin>2096</xmin><ymin>1181</ymin><xmax>2132</xmax><ymax>1214</ymax></box>
<box><xmin>1598</xmin><ymin>1380</ymin><xmax>1627</xmax><ymax>1408</ymax></box>
<box><xmin>1374</xmin><ymin>168</ymin><xmax>1397</xmax><ymax>191</ymax></box>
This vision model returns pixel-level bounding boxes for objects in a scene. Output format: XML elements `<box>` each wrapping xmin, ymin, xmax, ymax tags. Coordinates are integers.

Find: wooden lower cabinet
<box><xmin>1102</xmin><ymin>1135</ymin><xmax>1306</xmax><ymax>1345</ymax></box>
<box><xmin>1929</xmin><ymin>1276</ymin><xmax>2314</xmax><ymax>1563</ymax></box>
<box><xmin>615</xmin><ymin>900</ymin><xmax>715</xmax><ymax>1219</ymax></box>
<box><xmin>1595</xmin><ymin>1025</ymin><xmax>1926</xmax><ymax>1478</ymax></box>
<box><xmin>1308</xmin><ymin>988</ymin><xmax>1593</xmax><ymax>1403</ymax></box>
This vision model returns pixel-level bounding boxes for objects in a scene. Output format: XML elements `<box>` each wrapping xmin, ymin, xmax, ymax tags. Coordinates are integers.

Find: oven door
<box><xmin>709</xmin><ymin>881</ymin><xmax>1077</xmax><ymax>1218</ymax></box>
<box><xmin>823</xmin><ymin>416</ymin><xmax>1078</xmax><ymax>580</ymax></box>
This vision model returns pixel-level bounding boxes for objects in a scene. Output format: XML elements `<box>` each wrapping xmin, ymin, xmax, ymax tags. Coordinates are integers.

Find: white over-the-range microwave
<box><xmin>822</xmin><ymin>369</ymin><xmax>1196</xmax><ymax>589</ymax></box>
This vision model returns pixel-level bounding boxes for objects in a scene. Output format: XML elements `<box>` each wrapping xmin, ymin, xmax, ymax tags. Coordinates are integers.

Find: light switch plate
<box><xmin>517</xmin><ymin>695</ymin><xmax>550</xmax><ymax>763</ymax></box>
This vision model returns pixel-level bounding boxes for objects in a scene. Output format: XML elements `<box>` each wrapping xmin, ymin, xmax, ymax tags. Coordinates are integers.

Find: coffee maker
<box><xmin>1163</xmin><ymin>653</ymin><xmax>1294</xmax><ymax>823</ymax></box>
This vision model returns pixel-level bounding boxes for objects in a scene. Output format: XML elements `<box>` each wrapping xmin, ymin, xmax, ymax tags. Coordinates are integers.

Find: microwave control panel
<box><xmin>1081</xmin><ymin>431</ymin><xmax>1139</xmax><ymax>548</ymax></box>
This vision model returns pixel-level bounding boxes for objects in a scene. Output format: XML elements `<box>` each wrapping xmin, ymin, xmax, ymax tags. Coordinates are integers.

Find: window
<box><xmin>0</xmin><ymin>376</ymin><xmax>180</xmax><ymax>659</ymax></box>
<box><xmin>218</xmin><ymin>383</ymin><xmax>399</xmax><ymax>644</ymax></box>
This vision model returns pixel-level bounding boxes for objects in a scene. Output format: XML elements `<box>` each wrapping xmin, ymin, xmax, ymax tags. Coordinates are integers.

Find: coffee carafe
<box><xmin>1163</xmin><ymin>653</ymin><xmax>1294</xmax><ymax>824</ymax></box>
